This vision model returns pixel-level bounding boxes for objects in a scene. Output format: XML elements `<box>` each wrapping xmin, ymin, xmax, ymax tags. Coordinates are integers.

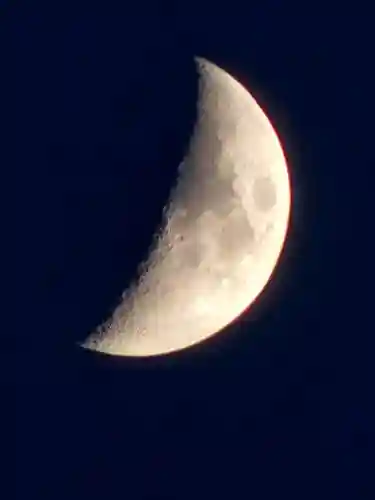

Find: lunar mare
<box><xmin>82</xmin><ymin>57</ymin><xmax>291</xmax><ymax>357</ymax></box>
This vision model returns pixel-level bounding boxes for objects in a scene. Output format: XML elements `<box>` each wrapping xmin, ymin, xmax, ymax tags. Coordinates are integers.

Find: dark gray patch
<box><xmin>182</xmin><ymin>239</ymin><xmax>204</xmax><ymax>269</ymax></box>
<box><xmin>217</xmin><ymin>209</ymin><xmax>255</xmax><ymax>262</ymax></box>
<box><xmin>252</xmin><ymin>177</ymin><xmax>277</xmax><ymax>211</ymax></box>
<box><xmin>179</xmin><ymin>151</ymin><xmax>245</xmax><ymax>223</ymax></box>
<box><xmin>176</xmin><ymin>152</ymin><xmax>255</xmax><ymax>276</ymax></box>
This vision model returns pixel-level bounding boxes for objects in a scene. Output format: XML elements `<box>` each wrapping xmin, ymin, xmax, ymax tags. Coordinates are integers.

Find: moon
<box><xmin>82</xmin><ymin>57</ymin><xmax>291</xmax><ymax>357</ymax></box>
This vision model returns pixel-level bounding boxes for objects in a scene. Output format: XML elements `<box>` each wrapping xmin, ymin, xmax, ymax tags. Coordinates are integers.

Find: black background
<box><xmin>7</xmin><ymin>1</ymin><xmax>373</xmax><ymax>498</ymax></box>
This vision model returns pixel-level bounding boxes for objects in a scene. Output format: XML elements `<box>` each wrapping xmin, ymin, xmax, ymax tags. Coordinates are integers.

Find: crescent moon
<box><xmin>82</xmin><ymin>57</ymin><xmax>291</xmax><ymax>357</ymax></box>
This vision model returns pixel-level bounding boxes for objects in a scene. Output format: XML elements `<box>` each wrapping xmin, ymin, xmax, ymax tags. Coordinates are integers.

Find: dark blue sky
<box><xmin>8</xmin><ymin>1</ymin><xmax>372</xmax><ymax>498</ymax></box>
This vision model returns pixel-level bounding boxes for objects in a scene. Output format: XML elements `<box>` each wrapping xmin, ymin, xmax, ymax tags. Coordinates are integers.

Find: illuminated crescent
<box><xmin>82</xmin><ymin>57</ymin><xmax>291</xmax><ymax>357</ymax></box>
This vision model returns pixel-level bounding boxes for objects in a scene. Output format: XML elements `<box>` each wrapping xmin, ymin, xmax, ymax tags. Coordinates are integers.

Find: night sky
<box><xmin>8</xmin><ymin>1</ymin><xmax>373</xmax><ymax>498</ymax></box>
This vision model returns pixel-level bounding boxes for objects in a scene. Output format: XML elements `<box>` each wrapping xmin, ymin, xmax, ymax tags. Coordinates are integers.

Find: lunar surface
<box><xmin>82</xmin><ymin>57</ymin><xmax>291</xmax><ymax>357</ymax></box>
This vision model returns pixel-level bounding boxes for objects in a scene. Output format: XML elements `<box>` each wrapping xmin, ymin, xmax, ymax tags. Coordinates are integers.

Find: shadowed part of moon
<box><xmin>252</xmin><ymin>177</ymin><xmax>277</xmax><ymax>211</ymax></box>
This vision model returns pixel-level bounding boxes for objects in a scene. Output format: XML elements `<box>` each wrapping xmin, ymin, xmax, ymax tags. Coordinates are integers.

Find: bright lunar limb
<box><xmin>82</xmin><ymin>57</ymin><xmax>291</xmax><ymax>357</ymax></box>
